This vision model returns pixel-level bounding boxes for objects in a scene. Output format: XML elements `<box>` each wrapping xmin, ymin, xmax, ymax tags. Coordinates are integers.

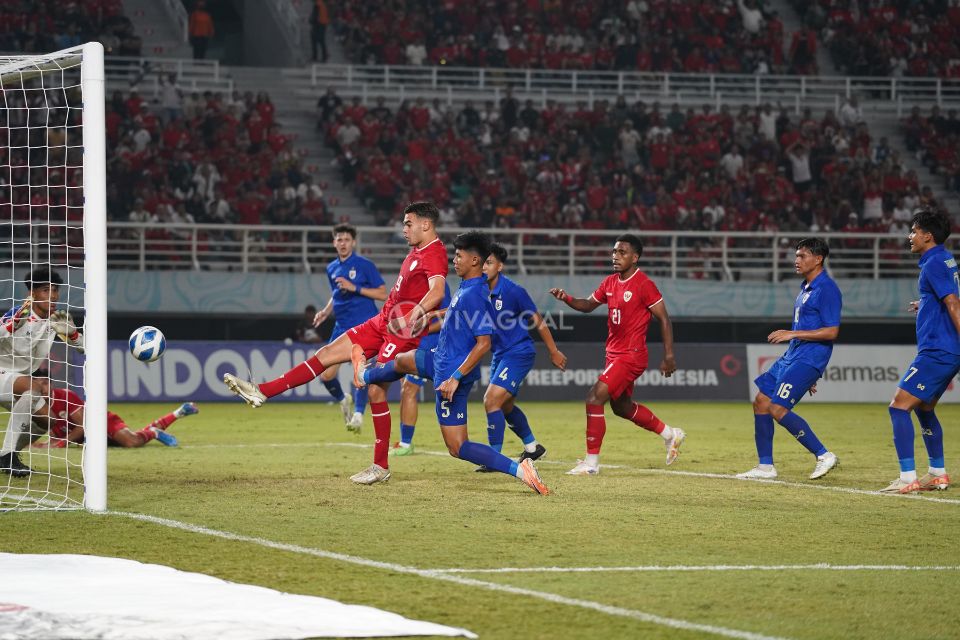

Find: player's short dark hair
<box><xmin>332</xmin><ymin>223</ymin><xmax>356</xmax><ymax>238</ymax></box>
<box><xmin>453</xmin><ymin>230</ymin><xmax>492</xmax><ymax>262</ymax></box>
<box><xmin>615</xmin><ymin>233</ymin><xmax>644</xmax><ymax>257</ymax></box>
<box><xmin>25</xmin><ymin>267</ymin><xmax>63</xmax><ymax>291</ymax></box>
<box><xmin>489</xmin><ymin>242</ymin><xmax>508</xmax><ymax>264</ymax></box>
<box><xmin>911</xmin><ymin>207</ymin><xmax>952</xmax><ymax>244</ymax></box>
<box><xmin>796</xmin><ymin>237</ymin><xmax>830</xmax><ymax>260</ymax></box>
<box><xmin>403</xmin><ymin>201</ymin><xmax>440</xmax><ymax>223</ymax></box>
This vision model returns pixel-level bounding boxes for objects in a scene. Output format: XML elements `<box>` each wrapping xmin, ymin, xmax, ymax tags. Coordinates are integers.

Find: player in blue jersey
<box><xmin>474</xmin><ymin>242</ymin><xmax>567</xmax><ymax>471</ymax></box>
<box><xmin>737</xmin><ymin>238</ymin><xmax>842</xmax><ymax>481</ymax></box>
<box><xmin>357</xmin><ymin>231</ymin><xmax>549</xmax><ymax>493</ymax></box>
<box><xmin>882</xmin><ymin>208</ymin><xmax>960</xmax><ymax>494</ymax></box>
<box><xmin>389</xmin><ymin>282</ymin><xmax>450</xmax><ymax>457</ymax></box>
<box><xmin>312</xmin><ymin>223</ymin><xmax>386</xmax><ymax>431</ymax></box>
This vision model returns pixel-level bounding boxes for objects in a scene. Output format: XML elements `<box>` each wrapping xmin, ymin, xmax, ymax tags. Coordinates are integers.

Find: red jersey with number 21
<box><xmin>380</xmin><ymin>237</ymin><xmax>448</xmax><ymax>320</ymax></box>
<box><xmin>589</xmin><ymin>269</ymin><xmax>663</xmax><ymax>356</ymax></box>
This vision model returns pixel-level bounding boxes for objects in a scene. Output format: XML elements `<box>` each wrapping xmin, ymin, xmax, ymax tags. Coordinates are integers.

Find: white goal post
<box><xmin>0</xmin><ymin>43</ymin><xmax>107</xmax><ymax>511</ymax></box>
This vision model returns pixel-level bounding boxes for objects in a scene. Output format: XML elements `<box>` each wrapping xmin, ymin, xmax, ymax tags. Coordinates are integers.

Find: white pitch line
<box><xmin>428</xmin><ymin>563</ymin><xmax>960</xmax><ymax>574</ymax></box>
<box><xmin>103</xmin><ymin>510</ymin><xmax>788</xmax><ymax>640</ymax></box>
<box><xmin>182</xmin><ymin>441</ymin><xmax>960</xmax><ymax>506</ymax></box>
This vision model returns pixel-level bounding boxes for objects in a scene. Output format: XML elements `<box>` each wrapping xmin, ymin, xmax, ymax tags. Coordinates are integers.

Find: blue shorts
<box><xmin>435</xmin><ymin>381</ymin><xmax>474</xmax><ymax>427</ymax></box>
<box><xmin>898</xmin><ymin>349</ymin><xmax>960</xmax><ymax>403</ymax></box>
<box><xmin>405</xmin><ymin>374</ymin><xmax>427</xmax><ymax>386</ymax></box>
<box><xmin>328</xmin><ymin>322</ymin><xmax>347</xmax><ymax>344</ymax></box>
<box><xmin>488</xmin><ymin>350</ymin><xmax>536</xmax><ymax>397</ymax></box>
<box><xmin>754</xmin><ymin>359</ymin><xmax>821</xmax><ymax>410</ymax></box>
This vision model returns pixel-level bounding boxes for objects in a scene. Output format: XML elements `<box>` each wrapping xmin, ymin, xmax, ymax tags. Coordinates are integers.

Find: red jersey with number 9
<box><xmin>589</xmin><ymin>269</ymin><xmax>663</xmax><ymax>356</ymax></box>
<box><xmin>381</xmin><ymin>237</ymin><xmax>448</xmax><ymax>319</ymax></box>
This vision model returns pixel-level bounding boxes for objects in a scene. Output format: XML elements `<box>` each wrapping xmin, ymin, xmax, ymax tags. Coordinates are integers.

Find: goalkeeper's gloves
<box><xmin>49</xmin><ymin>310</ymin><xmax>84</xmax><ymax>353</ymax></box>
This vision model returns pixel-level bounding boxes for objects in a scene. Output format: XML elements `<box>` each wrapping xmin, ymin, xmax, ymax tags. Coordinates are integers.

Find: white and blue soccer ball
<box><xmin>129</xmin><ymin>326</ymin><xmax>166</xmax><ymax>362</ymax></box>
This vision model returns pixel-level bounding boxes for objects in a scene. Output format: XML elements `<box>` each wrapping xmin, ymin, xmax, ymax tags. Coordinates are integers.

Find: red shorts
<box><xmin>598</xmin><ymin>352</ymin><xmax>648</xmax><ymax>399</ymax></box>
<box><xmin>107</xmin><ymin>411</ymin><xmax>128</xmax><ymax>439</ymax></box>
<box><xmin>347</xmin><ymin>315</ymin><xmax>421</xmax><ymax>364</ymax></box>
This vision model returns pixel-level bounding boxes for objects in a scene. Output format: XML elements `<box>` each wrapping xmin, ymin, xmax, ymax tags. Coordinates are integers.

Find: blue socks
<box><xmin>354</xmin><ymin>385</ymin><xmax>368</xmax><ymax>415</ymax></box>
<box><xmin>486</xmin><ymin>410</ymin><xmax>506</xmax><ymax>452</ymax></box>
<box><xmin>889</xmin><ymin>407</ymin><xmax>916</xmax><ymax>472</ymax></box>
<box><xmin>362</xmin><ymin>361</ymin><xmax>404</xmax><ymax>385</ymax></box>
<box><xmin>754</xmin><ymin>413</ymin><xmax>775</xmax><ymax>465</ymax></box>
<box><xmin>458</xmin><ymin>440</ymin><xmax>519</xmax><ymax>476</ymax></box>
<box><xmin>776</xmin><ymin>411</ymin><xmax>827</xmax><ymax>457</ymax></box>
<box><xmin>400</xmin><ymin>422</ymin><xmax>416</xmax><ymax>446</ymax></box>
<box><xmin>505</xmin><ymin>406</ymin><xmax>536</xmax><ymax>445</ymax></box>
<box><xmin>916</xmin><ymin>408</ymin><xmax>945</xmax><ymax>469</ymax></box>
<box><xmin>323</xmin><ymin>378</ymin><xmax>345</xmax><ymax>402</ymax></box>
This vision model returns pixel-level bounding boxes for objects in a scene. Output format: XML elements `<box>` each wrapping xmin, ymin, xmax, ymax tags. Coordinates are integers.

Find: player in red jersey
<box><xmin>37</xmin><ymin>388</ymin><xmax>199</xmax><ymax>448</ymax></box>
<box><xmin>223</xmin><ymin>201</ymin><xmax>448</xmax><ymax>484</ymax></box>
<box><xmin>550</xmin><ymin>233</ymin><xmax>687</xmax><ymax>475</ymax></box>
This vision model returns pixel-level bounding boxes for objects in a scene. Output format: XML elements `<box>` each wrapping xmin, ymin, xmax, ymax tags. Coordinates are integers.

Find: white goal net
<box><xmin>0</xmin><ymin>43</ymin><xmax>107</xmax><ymax>511</ymax></box>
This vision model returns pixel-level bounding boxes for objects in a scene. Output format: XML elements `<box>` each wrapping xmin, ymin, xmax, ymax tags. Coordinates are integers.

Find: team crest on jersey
<box><xmin>623</xmin><ymin>291</ymin><xmax>633</xmax><ymax>302</ymax></box>
<box><xmin>495</xmin><ymin>299</ymin><xmax>503</xmax><ymax>310</ymax></box>
<box><xmin>410</xmin><ymin>260</ymin><xmax>419</xmax><ymax>271</ymax></box>
<box><xmin>348</xmin><ymin>268</ymin><xmax>357</xmax><ymax>279</ymax></box>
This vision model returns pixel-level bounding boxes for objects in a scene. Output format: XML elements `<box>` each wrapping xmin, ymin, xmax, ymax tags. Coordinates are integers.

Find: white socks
<box><xmin>901</xmin><ymin>470</ymin><xmax>918</xmax><ymax>483</ymax></box>
<box><xmin>523</xmin><ymin>441</ymin><xmax>538</xmax><ymax>453</ymax></box>
<box><xmin>1</xmin><ymin>391</ymin><xmax>38</xmax><ymax>455</ymax></box>
<box><xmin>584</xmin><ymin>453</ymin><xmax>600</xmax><ymax>468</ymax></box>
<box><xmin>659</xmin><ymin>425</ymin><xmax>674</xmax><ymax>442</ymax></box>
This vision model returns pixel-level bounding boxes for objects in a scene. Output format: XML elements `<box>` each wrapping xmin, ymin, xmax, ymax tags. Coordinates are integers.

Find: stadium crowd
<box><xmin>0</xmin><ymin>0</ymin><xmax>141</xmax><ymax>56</ymax></box>
<box><xmin>336</xmin><ymin>0</ymin><xmax>818</xmax><ymax>75</ymax></box>
<box><xmin>319</xmin><ymin>89</ymin><xmax>948</xmax><ymax>244</ymax></box>
<box><xmin>902</xmin><ymin>105</ymin><xmax>960</xmax><ymax>196</ymax></box>
<box><xmin>789</xmin><ymin>0</ymin><xmax>960</xmax><ymax>78</ymax></box>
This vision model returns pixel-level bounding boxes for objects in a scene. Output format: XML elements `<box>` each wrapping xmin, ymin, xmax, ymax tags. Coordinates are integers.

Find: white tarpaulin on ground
<box><xmin>0</xmin><ymin>553</ymin><xmax>476</xmax><ymax>639</ymax></box>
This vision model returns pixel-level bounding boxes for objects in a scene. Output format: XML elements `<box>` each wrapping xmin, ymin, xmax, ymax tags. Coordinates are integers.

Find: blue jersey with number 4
<box><xmin>326</xmin><ymin>253</ymin><xmax>384</xmax><ymax>329</ymax></box>
<box><xmin>489</xmin><ymin>275</ymin><xmax>538</xmax><ymax>358</ymax></box>
<box><xmin>780</xmin><ymin>270</ymin><xmax>842</xmax><ymax>374</ymax></box>
<box><xmin>433</xmin><ymin>276</ymin><xmax>494</xmax><ymax>384</ymax></box>
<box><xmin>916</xmin><ymin>244</ymin><xmax>960</xmax><ymax>355</ymax></box>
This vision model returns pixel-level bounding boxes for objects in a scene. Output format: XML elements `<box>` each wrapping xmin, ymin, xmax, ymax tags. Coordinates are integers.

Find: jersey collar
<box><xmin>489</xmin><ymin>274</ymin><xmax>508</xmax><ymax>298</ymax></box>
<box><xmin>918</xmin><ymin>244</ymin><xmax>946</xmax><ymax>267</ymax></box>
<box><xmin>617</xmin><ymin>268</ymin><xmax>641</xmax><ymax>284</ymax></box>
<box><xmin>461</xmin><ymin>275</ymin><xmax>487</xmax><ymax>289</ymax></box>
<box><xmin>802</xmin><ymin>269</ymin><xmax>828</xmax><ymax>291</ymax></box>
<box><xmin>416</xmin><ymin>237</ymin><xmax>441</xmax><ymax>252</ymax></box>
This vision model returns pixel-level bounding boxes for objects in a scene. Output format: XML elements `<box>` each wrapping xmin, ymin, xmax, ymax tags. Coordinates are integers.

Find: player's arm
<box><xmin>64</xmin><ymin>406</ymin><xmax>86</xmax><ymax>444</ymax></box>
<box><xmin>531</xmin><ymin>311</ymin><xmax>567</xmax><ymax>370</ymax></box>
<box><xmin>417</xmin><ymin>307</ymin><xmax>448</xmax><ymax>336</ymax></box>
<box><xmin>50</xmin><ymin>310</ymin><xmax>84</xmax><ymax>352</ymax></box>
<box><xmin>767</xmin><ymin>326</ymin><xmax>839</xmax><ymax>344</ymax></box>
<box><xmin>942</xmin><ymin>294</ymin><xmax>960</xmax><ymax>336</ymax></box>
<box><xmin>313</xmin><ymin>298</ymin><xmax>334</xmax><ymax>326</ymax></box>
<box><xmin>436</xmin><ymin>334</ymin><xmax>492</xmax><ymax>401</ymax></box>
<box><xmin>549</xmin><ymin>287</ymin><xmax>601</xmax><ymax>313</ymax></box>
<box><xmin>649</xmin><ymin>300</ymin><xmax>676</xmax><ymax>377</ymax></box>
<box><xmin>1</xmin><ymin>297</ymin><xmax>33</xmax><ymax>336</ymax></box>
<box><xmin>334</xmin><ymin>277</ymin><xmax>387</xmax><ymax>301</ymax></box>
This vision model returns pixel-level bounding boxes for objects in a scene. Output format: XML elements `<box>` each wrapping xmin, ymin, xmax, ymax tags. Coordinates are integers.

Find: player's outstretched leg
<box><xmin>770</xmin><ymin>405</ymin><xmax>837</xmax><ymax>480</ymax></box>
<box><xmin>916</xmin><ymin>408</ymin><xmax>949</xmax><ymax>491</ymax></box>
<box><xmin>446</xmin><ymin>433</ymin><xmax>549</xmax><ymax>495</ymax></box>
<box><xmin>610</xmin><ymin>395</ymin><xmax>686</xmax><ymax>466</ymax></box>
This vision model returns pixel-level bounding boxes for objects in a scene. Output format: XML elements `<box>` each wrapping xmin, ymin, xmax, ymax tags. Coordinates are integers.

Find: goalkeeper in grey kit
<box><xmin>0</xmin><ymin>268</ymin><xmax>84</xmax><ymax>477</ymax></box>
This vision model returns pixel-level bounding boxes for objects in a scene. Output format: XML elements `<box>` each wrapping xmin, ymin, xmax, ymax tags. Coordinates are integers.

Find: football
<box><xmin>128</xmin><ymin>326</ymin><xmax>166</xmax><ymax>362</ymax></box>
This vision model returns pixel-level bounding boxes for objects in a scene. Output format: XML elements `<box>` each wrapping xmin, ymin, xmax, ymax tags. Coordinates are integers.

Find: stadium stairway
<box><xmin>228</xmin><ymin>65</ymin><xmax>373</xmax><ymax>225</ymax></box>
<box><xmin>121</xmin><ymin>0</ymin><xmax>192</xmax><ymax>58</ymax></box>
<box><xmin>871</xmin><ymin>118</ymin><xmax>960</xmax><ymax>217</ymax></box>
<box><xmin>769</xmin><ymin>0</ymin><xmax>839</xmax><ymax>76</ymax></box>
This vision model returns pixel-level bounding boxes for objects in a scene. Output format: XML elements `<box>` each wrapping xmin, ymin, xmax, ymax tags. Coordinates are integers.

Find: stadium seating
<box><xmin>107</xmin><ymin>87</ymin><xmax>330</xmax><ymax>251</ymax></box>
<box><xmin>0</xmin><ymin>0</ymin><xmax>142</xmax><ymax>56</ymax></box>
<box><xmin>322</xmin><ymin>91</ymin><xmax>948</xmax><ymax>236</ymax></box>
<box><xmin>789</xmin><ymin>0</ymin><xmax>960</xmax><ymax>77</ymax></box>
<box><xmin>336</xmin><ymin>0</ymin><xmax>800</xmax><ymax>74</ymax></box>
<box><xmin>901</xmin><ymin>105</ymin><xmax>960</xmax><ymax>197</ymax></box>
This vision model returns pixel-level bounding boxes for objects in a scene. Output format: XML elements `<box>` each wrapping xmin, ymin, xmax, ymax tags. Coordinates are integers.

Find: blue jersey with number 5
<box><xmin>916</xmin><ymin>244</ymin><xmax>960</xmax><ymax>355</ymax></box>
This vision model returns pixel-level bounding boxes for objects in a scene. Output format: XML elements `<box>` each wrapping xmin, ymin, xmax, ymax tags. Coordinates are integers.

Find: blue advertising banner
<box><xmin>107</xmin><ymin>340</ymin><xmax>403</xmax><ymax>403</ymax></box>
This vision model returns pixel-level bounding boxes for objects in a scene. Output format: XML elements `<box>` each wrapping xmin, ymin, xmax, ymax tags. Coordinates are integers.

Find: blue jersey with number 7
<box><xmin>916</xmin><ymin>244</ymin><xmax>960</xmax><ymax>355</ymax></box>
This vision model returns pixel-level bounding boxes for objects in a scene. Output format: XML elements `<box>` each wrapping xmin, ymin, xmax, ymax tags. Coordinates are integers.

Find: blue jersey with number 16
<box><xmin>916</xmin><ymin>244</ymin><xmax>960</xmax><ymax>355</ymax></box>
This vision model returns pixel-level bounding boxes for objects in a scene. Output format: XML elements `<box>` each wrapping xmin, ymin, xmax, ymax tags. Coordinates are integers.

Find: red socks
<box><xmin>149</xmin><ymin>412</ymin><xmax>177</xmax><ymax>431</ymax></box>
<box><xmin>371</xmin><ymin>401</ymin><xmax>391</xmax><ymax>469</ymax></box>
<box><xmin>629</xmin><ymin>403</ymin><xmax>665</xmax><ymax>434</ymax></box>
<box><xmin>586</xmin><ymin>403</ymin><xmax>606</xmax><ymax>455</ymax></box>
<box><xmin>136</xmin><ymin>427</ymin><xmax>157</xmax><ymax>443</ymax></box>
<box><xmin>258</xmin><ymin>355</ymin><xmax>326</xmax><ymax>398</ymax></box>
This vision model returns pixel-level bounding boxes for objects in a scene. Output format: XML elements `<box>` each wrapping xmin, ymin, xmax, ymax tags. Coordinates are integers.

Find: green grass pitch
<box><xmin>6</xmin><ymin>401</ymin><xmax>960</xmax><ymax>639</ymax></box>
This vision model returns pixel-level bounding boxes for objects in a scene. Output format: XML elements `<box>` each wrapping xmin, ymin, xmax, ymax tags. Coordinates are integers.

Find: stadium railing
<box><xmin>293</xmin><ymin>64</ymin><xmax>960</xmax><ymax>114</ymax></box>
<box><xmin>99</xmin><ymin>223</ymin><xmax>947</xmax><ymax>281</ymax></box>
<box><xmin>104</xmin><ymin>56</ymin><xmax>231</xmax><ymax>93</ymax></box>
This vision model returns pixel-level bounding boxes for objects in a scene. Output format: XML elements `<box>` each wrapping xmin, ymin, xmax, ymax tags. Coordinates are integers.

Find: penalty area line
<box><xmin>428</xmin><ymin>563</ymin><xmax>960</xmax><ymax>575</ymax></box>
<box><xmin>104</xmin><ymin>510</ymin><xmax>789</xmax><ymax>640</ymax></box>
